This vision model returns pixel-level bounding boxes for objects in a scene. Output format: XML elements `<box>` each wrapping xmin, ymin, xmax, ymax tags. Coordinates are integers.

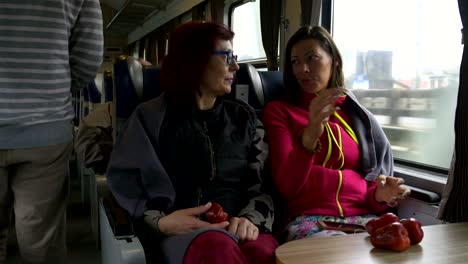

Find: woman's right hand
<box><xmin>374</xmin><ymin>175</ymin><xmax>411</xmax><ymax>207</ymax></box>
<box><xmin>302</xmin><ymin>88</ymin><xmax>343</xmax><ymax>149</ymax></box>
<box><xmin>157</xmin><ymin>202</ymin><xmax>230</xmax><ymax>236</ymax></box>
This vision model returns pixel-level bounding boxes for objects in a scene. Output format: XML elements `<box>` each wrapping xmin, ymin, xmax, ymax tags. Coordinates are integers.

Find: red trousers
<box><xmin>184</xmin><ymin>231</ymin><xmax>278</xmax><ymax>264</ymax></box>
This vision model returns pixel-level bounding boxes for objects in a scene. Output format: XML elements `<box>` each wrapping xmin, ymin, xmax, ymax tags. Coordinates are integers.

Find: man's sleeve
<box><xmin>69</xmin><ymin>0</ymin><xmax>104</xmax><ymax>91</ymax></box>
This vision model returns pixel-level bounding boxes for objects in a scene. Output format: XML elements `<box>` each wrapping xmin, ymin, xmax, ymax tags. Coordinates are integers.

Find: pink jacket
<box><xmin>263</xmin><ymin>95</ymin><xmax>388</xmax><ymax>219</ymax></box>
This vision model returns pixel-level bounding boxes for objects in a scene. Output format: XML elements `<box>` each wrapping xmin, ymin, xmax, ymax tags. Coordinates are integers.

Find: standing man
<box><xmin>0</xmin><ymin>0</ymin><xmax>103</xmax><ymax>263</ymax></box>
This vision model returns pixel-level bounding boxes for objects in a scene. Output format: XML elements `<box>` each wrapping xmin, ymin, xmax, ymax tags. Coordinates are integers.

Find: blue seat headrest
<box><xmin>103</xmin><ymin>72</ymin><xmax>113</xmax><ymax>102</ymax></box>
<box><xmin>127</xmin><ymin>57</ymin><xmax>143</xmax><ymax>98</ymax></box>
<box><xmin>142</xmin><ymin>67</ymin><xmax>161</xmax><ymax>102</ymax></box>
<box><xmin>258</xmin><ymin>71</ymin><xmax>283</xmax><ymax>104</ymax></box>
<box><xmin>86</xmin><ymin>81</ymin><xmax>102</xmax><ymax>104</ymax></box>
<box><xmin>231</xmin><ymin>63</ymin><xmax>264</xmax><ymax>110</ymax></box>
<box><xmin>113</xmin><ymin>58</ymin><xmax>138</xmax><ymax>119</ymax></box>
<box><xmin>113</xmin><ymin>59</ymin><xmax>162</xmax><ymax>119</ymax></box>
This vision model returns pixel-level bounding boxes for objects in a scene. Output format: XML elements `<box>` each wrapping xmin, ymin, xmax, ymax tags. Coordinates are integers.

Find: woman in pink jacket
<box><xmin>263</xmin><ymin>26</ymin><xmax>410</xmax><ymax>241</ymax></box>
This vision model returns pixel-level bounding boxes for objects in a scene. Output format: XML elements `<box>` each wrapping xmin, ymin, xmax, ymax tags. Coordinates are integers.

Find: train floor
<box><xmin>5</xmin><ymin>160</ymin><xmax>101</xmax><ymax>264</ymax></box>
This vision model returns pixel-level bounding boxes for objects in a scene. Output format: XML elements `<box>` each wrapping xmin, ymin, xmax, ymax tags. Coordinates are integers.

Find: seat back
<box><xmin>103</xmin><ymin>71</ymin><xmax>113</xmax><ymax>102</ymax></box>
<box><xmin>97</xmin><ymin>61</ymin><xmax>162</xmax><ymax>263</ymax></box>
<box><xmin>112</xmin><ymin>57</ymin><xmax>162</xmax><ymax>134</ymax></box>
<box><xmin>82</xmin><ymin>81</ymin><xmax>102</xmax><ymax>117</ymax></box>
<box><xmin>258</xmin><ymin>71</ymin><xmax>283</xmax><ymax>105</ymax></box>
<box><xmin>142</xmin><ymin>67</ymin><xmax>161</xmax><ymax>102</ymax></box>
<box><xmin>230</xmin><ymin>63</ymin><xmax>264</xmax><ymax>113</ymax></box>
<box><xmin>113</xmin><ymin>57</ymin><xmax>141</xmax><ymax>120</ymax></box>
<box><xmin>235</xmin><ymin>65</ymin><xmax>285</xmax><ymax>241</ymax></box>
<box><xmin>87</xmin><ymin>81</ymin><xmax>102</xmax><ymax>104</ymax></box>
<box><xmin>230</xmin><ymin>63</ymin><xmax>284</xmax><ymax>118</ymax></box>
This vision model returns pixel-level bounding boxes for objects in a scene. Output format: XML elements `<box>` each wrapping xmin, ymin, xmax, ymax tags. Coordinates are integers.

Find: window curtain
<box><xmin>138</xmin><ymin>38</ymin><xmax>145</xmax><ymax>59</ymax></box>
<box><xmin>132</xmin><ymin>40</ymin><xmax>139</xmax><ymax>58</ymax></box>
<box><xmin>260</xmin><ymin>0</ymin><xmax>281</xmax><ymax>71</ymax></box>
<box><xmin>438</xmin><ymin>153</ymin><xmax>456</xmax><ymax>220</ymax></box>
<box><xmin>146</xmin><ymin>32</ymin><xmax>158</xmax><ymax>65</ymax></box>
<box><xmin>192</xmin><ymin>2</ymin><xmax>206</xmax><ymax>21</ymax></box>
<box><xmin>125</xmin><ymin>42</ymin><xmax>135</xmax><ymax>58</ymax></box>
<box><xmin>209</xmin><ymin>0</ymin><xmax>224</xmax><ymax>24</ymax></box>
<box><xmin>438</xmin><ymin>0</ymin><xmax>468</xmax><ymax>222</ymax></box>
<box><xmin>301</xmin><ymin>0</ymin><xmax>322</xmax><ymax>26</ymax></box>
<box><xmin>166</xmin><ymin>18</ymin><xmax>182</xmax><ymax>47</ymax></box>
<box><xmin>157</xmin><ymin>30</ymin><xmax>167</xmax><ymax>65</ymax></box>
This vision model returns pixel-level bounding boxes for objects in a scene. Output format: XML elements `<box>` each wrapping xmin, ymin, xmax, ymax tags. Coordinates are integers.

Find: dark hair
<box><xmin>283</xmin><ymin>26</ymin><xmax>345</xmax><ymax>103</ymax></box>
<box><xmin>160</xmin><ymin>21</ymin><xmax>234</xmax><ymax>107</ymax></box>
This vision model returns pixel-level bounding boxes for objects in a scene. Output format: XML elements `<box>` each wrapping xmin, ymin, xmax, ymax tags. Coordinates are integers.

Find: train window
<box><xmin>231</xmin><ymin>0</ymin><xmax>266</xmax><ymax>62</ymax></box>
<box><xmin>333</xmin><ymin>0</ymin><xmax>462</xmax><ymax>170</ymax></box>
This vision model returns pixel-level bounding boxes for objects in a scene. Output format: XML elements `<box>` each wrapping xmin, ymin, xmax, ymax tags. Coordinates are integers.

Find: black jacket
<box><xmin>107</xmin><ymin>94</ymin><xmax>274</xmax><ymax>232</ymax></box>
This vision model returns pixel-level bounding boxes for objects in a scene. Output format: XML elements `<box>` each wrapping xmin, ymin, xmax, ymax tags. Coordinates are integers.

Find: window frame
<box><xmin>326</xmin><ymin>0</ymin><xmax>453</xmax><ymax>195</ymax></box>
<box><xmin>228</xmin><ymin>0</ymin><xmax>268</xmax><ymax>68</ymax></box>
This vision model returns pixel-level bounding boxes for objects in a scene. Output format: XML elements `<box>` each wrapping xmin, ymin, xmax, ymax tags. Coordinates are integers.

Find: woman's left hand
<box><xmin>227</xmin><ymin>217</ymin><xmax>259</xmax><ymax>242</ymax></box>
<box><xmin>374</xmin><ymin>175</ymin><xmax>411</xmax><ymax>207</ymax></box>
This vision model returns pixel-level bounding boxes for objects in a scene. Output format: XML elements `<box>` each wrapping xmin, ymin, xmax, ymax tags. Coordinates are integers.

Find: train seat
<box><xmin>103</xmin><ymin>71</ymin><xmax>113</xmax><ymax>102</ymax></box>
<box><xmin>142</xmin><ymin>67</ymin><xmax>161</xmax><ymax>102</ymax></box>
<box><xmin>99</xmin><ymin>63</ymin><xmax>283</xmax><ymax>264</ymax></box>
<box><xmin>113</xmin><ymin>57</ymin><xmax>162</xmax><ymax>132</ymax></box>
<box><xmin>82</xmin><ymin>81</ymin><xmax>102</xmax><ymax>116</ymax></box>
<box><xmin>100</xmin><ymin>194</ymin><xmax>146</xmax><ymax>264</ymax></box>
<box><xmin>98</xmin><ymin>58</ymin><xmax>163</xmax><ymax>264</ymax></box>
<box><xmin>230</xmin><ymin>63</ymin><xmax>283</xmax><ymax>116</ymax></box>
<box><xmin>113</xmin><ymin>57</ymin><xmax>141</xmax><ymax>121</ymax></box>
<box><xmin>230</xmin><ymin>63</ymin><xmax>264</xmax><ymax>114</ymax></box>
<box><xmin>258</xmin><ymin>70</ymin><xmax>283</xmax><ymax>105</ymax></box>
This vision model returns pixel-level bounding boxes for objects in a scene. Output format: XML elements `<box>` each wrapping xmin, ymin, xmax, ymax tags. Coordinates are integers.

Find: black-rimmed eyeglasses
<box><xmin>212</xmin><ymin>50</ymin><xmax>238</xmax><ymax>65</ymax></box>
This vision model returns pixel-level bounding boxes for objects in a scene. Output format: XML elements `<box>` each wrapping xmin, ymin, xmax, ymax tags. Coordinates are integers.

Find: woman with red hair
<box><xmin>107</xmin><ymin>21</ymin><xmax>278</xmax><ymax>263</ymax></box>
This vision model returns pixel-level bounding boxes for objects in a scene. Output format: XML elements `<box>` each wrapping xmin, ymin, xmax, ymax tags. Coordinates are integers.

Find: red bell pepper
<box><xmin>365</xmin><ymin>212</ymin><xmax>400</xmax><ymax>236</ymax></box>
<box><xmin>370</xmin><ymin>222</ymin><xmax>411</xmax><ymax>252</ymax></box>
<box><xmin>400</xmin><ymin>218</ymin><xmax>424</xmax><ymax>245</ymax></box>
<box><xmin>205</xmin><ymin>202</ymin><xmax>229</xmax><ymax>224</ymax></box>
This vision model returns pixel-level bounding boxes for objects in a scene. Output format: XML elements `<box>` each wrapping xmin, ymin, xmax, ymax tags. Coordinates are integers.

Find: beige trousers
<box><xmin>0</xmin><ymin>142</ymin><xmax>72</xmax><ymax>264</ymax></box>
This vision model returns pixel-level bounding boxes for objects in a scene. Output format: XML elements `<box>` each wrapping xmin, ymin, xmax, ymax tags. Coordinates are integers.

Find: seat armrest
<box><xmin>102</xmin><ymin>194</ymin><xmax>135</xmax><ymax>238</ymax></box>
<box><xmin>100</xmin><ymin>196</ymin><xmax>146</xmax><ymax>264</ymax></box>
<box><xmin>407</xmin><ymin>186</ymin><xmax>441</xmax><ymax>204</ymax></box>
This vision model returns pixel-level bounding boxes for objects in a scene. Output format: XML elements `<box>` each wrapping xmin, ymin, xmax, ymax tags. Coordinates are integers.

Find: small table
<box><xmin>275</xmin><ymin>222</ymin><xmax>468</xmax><ymax>264</ymax></box>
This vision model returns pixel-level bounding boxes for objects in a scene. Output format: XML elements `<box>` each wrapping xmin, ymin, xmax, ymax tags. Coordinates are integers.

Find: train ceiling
<box><xmin>101</xmin><ymin>0</ymin><xmax>172</xmax><ymax>35</ymax></box>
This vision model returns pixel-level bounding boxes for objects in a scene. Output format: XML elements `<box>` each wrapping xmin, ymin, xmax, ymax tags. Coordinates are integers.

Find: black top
<box><xmin>107</xmin><ymin>94</ymin><xmax>275</xmax><ymax>232</ymax></box>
